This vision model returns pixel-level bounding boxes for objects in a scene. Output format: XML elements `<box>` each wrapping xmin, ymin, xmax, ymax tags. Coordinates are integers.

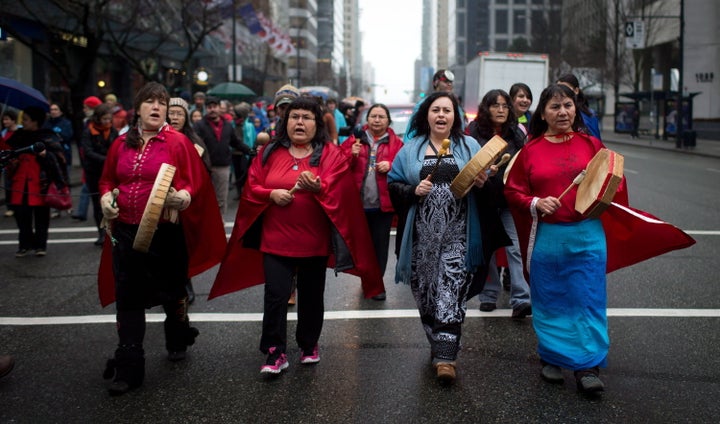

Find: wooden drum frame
<box><xmin>449</xmin><ymin>135</ymin><xmax>507</xmax><ymax>198</ymax></box>
<box><xmin>133</xmin><ymin>163</ymin><xmax>176</xmax><ymax>252</ymax></box>
<box><xmin>575</xmin><ymin>148</ymin><xmax>624</xmax><ymax>218</ymax></box>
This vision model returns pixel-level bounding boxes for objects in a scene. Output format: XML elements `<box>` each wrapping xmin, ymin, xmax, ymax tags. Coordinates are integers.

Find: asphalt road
<box><xmin>1</xmin><ymin>142</ymin><xmax>719</xmax><ymax>423</ymax></box>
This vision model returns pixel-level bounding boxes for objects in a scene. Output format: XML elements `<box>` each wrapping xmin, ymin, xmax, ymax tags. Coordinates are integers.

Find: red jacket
<box><xmin>97</xmin><ymin>126</ymin><xmax>227</xmax><ymax>306</ymax></box>
<box><xmin>340</xmin><ymin>126</ymin><xmax>403</xmax><ymax>212</ymax></box>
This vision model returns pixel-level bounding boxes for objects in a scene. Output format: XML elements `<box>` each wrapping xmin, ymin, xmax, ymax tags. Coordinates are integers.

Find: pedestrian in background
<box><xmin>2</xmin><ymin>109</ymin><xmax>20</xmax><ymax>218</ymax></box>
<box><xmin>72</xmin><ymin>96</ymin><xmax>104</xmax><ymax>222</ymax></box>
<box><xmin>327</xmin><ymin>97</ymin><xmax>347</xmax><ymax>144</ymax></box>
<box><xmin>404</xmin><ymin>69</ymin><xmax>466</xmax><ymax>142</ymax></box>
<box><xmin>341</xmin><ymin>103</ymin><xmax>403</xmax><ymax>301</ymax></box>
<box><xmin>5</xmin><ymin>106</ymin><xmax>67</xmax><ymax>257</ymax></box>
<box><xmin>466</xmin><ymin>89</ymin><xmax>531</xmax><ymax>318</ymax></box>
<box><xmin>388</xmin><ymin>91</ymin><xmax>508</xmax><ymax>383</ymax></box>
<box><xmin>97</xmin><ymin>82</ymin><xmax>225</xmax><ymax>396</ymax></box>
<box><xmin>80</xmin><ymin>103</ymin><xmax>118</xmax><ymax>246</ymax></box>
<box><xmin>509</xmin><ymin>82</ymin><xmax>533</xmax><ymax>135</ymax></box>
<box><xmin>189</xmin><ymin>91</ymin><xmax>206</xmax><ymax>116</ymax></box>
<box><xmin>210</xmin><ymin>97</ymin><xmax>385</xmax><ymax>375</ymax></box>
<box><xmin>194</xmin><ymin>96</ymin><xmax>247</xmax><ymax>216</ymax></box>
<box><xmin>557</xmin><ymin>73</ymin><xmax>602</xmax><ymax>140</ymax></box>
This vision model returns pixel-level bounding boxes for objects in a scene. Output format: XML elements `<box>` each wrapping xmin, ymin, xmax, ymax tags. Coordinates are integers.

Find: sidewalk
<box><xmin>602</xmin><ymin>130</ymin><xmax>720</xmax><ymax>159</ymax></box>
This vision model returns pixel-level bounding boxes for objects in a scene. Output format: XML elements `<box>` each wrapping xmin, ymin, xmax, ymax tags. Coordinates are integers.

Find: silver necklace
<box><xmin>290</xmin><ymin>145</ymin><xmax>311</xmax><ymax>170</ymax></box>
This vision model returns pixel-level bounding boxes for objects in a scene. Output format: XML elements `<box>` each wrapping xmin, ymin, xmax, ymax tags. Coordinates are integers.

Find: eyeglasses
<box><xmin>168</xmin><ymin>111</ymin><xmax>185</xmax><ymax>117</ymax></box>
<box><xmin>368</xmin><ymin>114</ymin><xmax>388</xmax><ymax>120</ymax></box>
<box><xmin>490</xmin><ymin>103</ymin><xmax>510</xmax><ymax>110</ymax></box>
<box><xmin>288</xmin><ymin>113</ymin><xmax>315</xmax><ymax>122</ymax></box>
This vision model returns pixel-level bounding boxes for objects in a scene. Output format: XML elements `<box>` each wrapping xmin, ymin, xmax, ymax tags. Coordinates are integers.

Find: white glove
<box><xmin>165</xmin><ymin>187</ymin><xmax>191</xmax><ymax>211</ymax></box>
<box><xmin>101</xmin><ymin>191</ymin><xmax>119</xmax><ymax>220</ymax></box>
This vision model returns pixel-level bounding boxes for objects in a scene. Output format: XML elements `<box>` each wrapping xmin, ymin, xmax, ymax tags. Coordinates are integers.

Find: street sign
<box><xmin>625</xmin><ymin>20</ymin><xmax>645</xmax><ymax>49</ymax></box>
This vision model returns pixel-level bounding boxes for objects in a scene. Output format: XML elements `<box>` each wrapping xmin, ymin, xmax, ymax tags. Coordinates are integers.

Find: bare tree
<box><xmin>1</xmin><ymin>0</ymin><xmax>224</xmax><ymax>126</ymax></box>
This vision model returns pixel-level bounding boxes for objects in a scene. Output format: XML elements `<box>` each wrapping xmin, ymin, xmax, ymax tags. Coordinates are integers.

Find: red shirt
<box><xmin>99</xmin><ymin>126</ymin><xmax>194</xmax><ymax>225</ymax></box>
<box><xmin>259</xmin><ymin>149</ymin><xmax>331</xmax><ymax>257</ymax></box>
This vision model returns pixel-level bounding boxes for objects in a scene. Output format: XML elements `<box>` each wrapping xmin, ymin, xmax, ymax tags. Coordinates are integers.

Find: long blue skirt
<box><xmin>530</xmin><ymin>219</ymin><xmax>609</xmax><ymax>370</ymax></box>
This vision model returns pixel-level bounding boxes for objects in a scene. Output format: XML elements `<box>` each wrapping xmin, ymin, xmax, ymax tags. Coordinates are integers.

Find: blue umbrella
<box><xmin>0</xmin><ymin>76</ymin><xmax>50</xmax><ymax>112</ymax></box>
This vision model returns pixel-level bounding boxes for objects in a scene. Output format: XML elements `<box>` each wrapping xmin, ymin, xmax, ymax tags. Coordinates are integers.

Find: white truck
<box><xmin>462</xmin><ymin>52</ymin><xmax>549</xmax><ymax>120</ymax></box>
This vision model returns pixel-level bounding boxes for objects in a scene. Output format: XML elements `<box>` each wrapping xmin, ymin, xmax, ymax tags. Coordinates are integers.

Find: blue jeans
<box><xmin>478</xmin><ymin>208</ymin><xmax>531</xmax><ymax>309</ymax></box>
<box><xmin>74</xmin><ymin>183</ymin><xmax>90</xmax><ymax>219</ymax></box>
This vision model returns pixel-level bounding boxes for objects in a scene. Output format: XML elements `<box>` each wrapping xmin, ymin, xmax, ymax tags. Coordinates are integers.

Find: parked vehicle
<box><xmin>463</xmin><ymin>52</ymin><xmax>549</xmax><ymax>120</ymax></box>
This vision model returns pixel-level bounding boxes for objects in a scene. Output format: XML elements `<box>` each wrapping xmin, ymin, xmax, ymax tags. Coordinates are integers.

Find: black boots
<box><xmin>103</xmin><ymin>344</ymin><xmax>145</xmax><ymax>396</ymax></box>
<box><xmin>165</xmin><ymin>300</ymin><xmax>200</xmax><ymax>362</ymax></box>
<box><xmin>94</xmin><ymin>229</ymin><xmax>105</xmax><ymax>246</ymax></box>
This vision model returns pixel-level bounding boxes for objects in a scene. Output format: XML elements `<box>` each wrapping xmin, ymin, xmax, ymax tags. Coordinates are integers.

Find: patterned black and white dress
<box><xmin>411</xmin><ymin>153</ymin><xmax>472</xmax><ymax>362</ymax></box>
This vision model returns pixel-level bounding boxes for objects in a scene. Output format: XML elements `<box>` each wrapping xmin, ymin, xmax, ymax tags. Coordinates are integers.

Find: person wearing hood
<box><xmin>4</xmin><ymin>106</ymin><xmax>68</xmax><ymax>257</ymax></box>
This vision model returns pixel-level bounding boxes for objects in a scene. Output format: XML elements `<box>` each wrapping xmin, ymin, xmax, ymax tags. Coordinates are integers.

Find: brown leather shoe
<box><xmin>435</xmin><ymin>362</ymin><xmax>456</xmax><ymax>383</ymax></box>
<box><xmin>0</xmin><ymin>355</ymin><xmax>15</xmax><ymax>379</ymax></box>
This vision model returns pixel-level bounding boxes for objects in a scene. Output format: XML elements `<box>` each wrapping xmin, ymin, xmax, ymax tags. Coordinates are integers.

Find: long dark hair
<box><xmin>125</xmin><ymin>82</ymin><xmax>170</xmax><ymax>148</ymax></box>
<box><xmin>470</xmin><ymin>89</ymin><xmax>517</xmax><ymax>141</ymax></box>
<box><xmin>263</xmin><ymin>97</ymin><xmax>330</xmax><ymax>166</ymax></box>
<box><xmin>407</xmin><ymin>91</ymin><xmax>464</xmax><ymax>141</ymax></box>
<box><xmin>528</xmin><ymin>84</ymin><xmax>586</xmax><ymax>139</ymax></box>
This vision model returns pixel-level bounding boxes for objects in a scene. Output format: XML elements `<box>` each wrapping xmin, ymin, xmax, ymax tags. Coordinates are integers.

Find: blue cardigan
<box><xmin>387</xmin><ymin>134</ymin><xmax>484</xmax><ymax>284</ymax></box>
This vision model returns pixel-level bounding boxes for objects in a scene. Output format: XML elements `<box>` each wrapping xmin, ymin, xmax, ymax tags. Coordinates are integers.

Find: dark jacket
<box><xmin>80</xmin><ymin>124</ymin><xmax>119</xmax><ymax>176</ymax></box>
<box><xmin>194</xmin><ymin>117</ymin><xmax>248</xmax><ymax>166</ymax></box>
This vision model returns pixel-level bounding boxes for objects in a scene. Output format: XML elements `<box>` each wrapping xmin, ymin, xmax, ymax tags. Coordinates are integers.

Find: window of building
<box><xmin>514</xmin><ymin>11</ymin><xmax>527</xmax><ymax>34</ymax></box>
<box><xmin>496</xmin><ymin>10</ymin><xmax>508</xmax><ymax>34</ymax></box>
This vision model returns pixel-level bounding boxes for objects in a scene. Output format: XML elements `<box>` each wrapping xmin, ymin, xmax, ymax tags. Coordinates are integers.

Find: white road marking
<box><xmin>1</xmin><ymin>229</ymin><xmax>715</xmax><ymax>245</ymax></box>
<box><xmin>624</xmin><ymin>168</ymin><xmax>639</xmax><ymax>174</ymax></box>
<box><xmin>707</xmin><ymin>168</ymin><xmax>720</xmax><ymax>173</ymax></box>
<box><xmin>2</xmin><ymin>308</ymin><xmax>720</xmax><ymax>326</ymax></box>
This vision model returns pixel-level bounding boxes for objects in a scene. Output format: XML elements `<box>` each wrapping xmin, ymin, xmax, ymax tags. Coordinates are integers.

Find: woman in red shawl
<box><xmin>210</xmin><ymin>97</ymin><xmax>384</xmax><ymax>375</ymax></box>
<box><xmin>97</xmin><ymin>82</ymin><xmax>225</xmax><ymax>396</ymax></box>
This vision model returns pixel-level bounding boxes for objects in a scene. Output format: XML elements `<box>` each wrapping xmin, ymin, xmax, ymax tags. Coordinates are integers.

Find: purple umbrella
<box><xmin>0</xmin><ymin>76</ymin><xmax>50</xmax><ymax>112</ymax></box>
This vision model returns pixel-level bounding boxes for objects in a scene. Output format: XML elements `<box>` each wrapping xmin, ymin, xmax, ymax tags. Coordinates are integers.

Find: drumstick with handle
<box><xmin>101</xmin><ymin>188</ymin><xmax>120</xmax><ymax>246</ymax></box>
<box><xmin>427</xmin><ymin>139</ymin><xmax>451</xmax><ymax>181</ymax></box>
<box><xmin>110</xmin><ymin>188</ymin><xmax>119</xmax><ymax>208</ymax></box>
<box><xmin>486</xmin><ymin>153</ymin><xmax>511</xmax><ymax>175</ymax></box>
<box><xmin>541</xmin><ymin>170</ymin><xmax>586</xmax><ymax>217</ymax></box>
<box><xmin>288</xmin><ymin>171</ymin><xmax>316</xmax><ymax>194</ymax></box>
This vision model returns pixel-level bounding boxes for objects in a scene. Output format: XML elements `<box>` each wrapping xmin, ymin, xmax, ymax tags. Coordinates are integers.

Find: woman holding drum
<box><xmin>388</xmin><ymin>91</ymin><xmax>508</xmax><ymax>383</ymax></box>
<box><xmin>97</xmin><ymin>82</ymin><xmax>226</xmax><ymax>396</ymax></box>
<box><xmin>504</xmin><ymin>83</ymin><xmax>624</xmax><ymax>395</ymax></box>
<box><xmin>467</xmin><ymin>89</ymin><xmax>532</xmax><ymax>319</ymax></box>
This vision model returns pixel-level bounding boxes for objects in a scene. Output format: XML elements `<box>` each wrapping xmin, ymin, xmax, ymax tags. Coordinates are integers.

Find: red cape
<box><xmin>506</xmin><ymin>137</ymin><xmax>695</xmax><ymax>279</ymax></box>
<box><xmin>97</xmin><ymin>128</ymin><xmax>227</xmax><ymax>307</ymax></box>
<box><xmin>209</xmin><ymin>142</ymin><xmax>385</xmax><ymax>300</ymax></box>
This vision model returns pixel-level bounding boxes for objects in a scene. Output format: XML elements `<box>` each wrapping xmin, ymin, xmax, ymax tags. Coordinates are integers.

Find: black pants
<box><xmin>365</xmin><ymin>209</ymin><xmax>394</xmax><ymax>277</ymax></box>
<box><xmin>112</xmin><ymin>222</ymin><xmax>189</xmax><ymax>348</ymax></box>
<box><xmin>260</xmin><ymin>254</ymin><xmax>328</xmax><ymax>354</ymax></box>
<box><xmin>13</xmin><ymin>204</ymin><xmax>50</xmax><ymax>250</ymax></box>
